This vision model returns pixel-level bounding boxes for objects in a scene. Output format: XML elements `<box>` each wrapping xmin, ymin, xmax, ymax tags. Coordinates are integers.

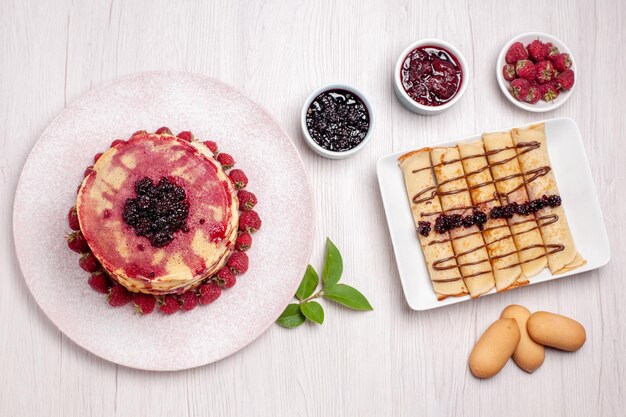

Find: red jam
<box><xmin>400</xmin><ymin>46</ymin><xmax>463</xmax><ymax>106</ymax></box>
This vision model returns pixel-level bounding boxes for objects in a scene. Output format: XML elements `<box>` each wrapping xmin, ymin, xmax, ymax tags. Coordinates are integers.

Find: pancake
<box><xmin>483</xmin><ymin>131</ymin><xmax>546</xmax><ymax>279</ymax></box>
<box><xmin>457</xmin><ymin>141</ymin><xmax>523</xmax><ymax>290</ymax></box>
<box><xmin>398</xmin><ymin>149</ymin><xmax>468</xmax><ymax>300</ymax></box>
<box><xmin>511</xmin><ymin>124</ymin><xmax>585</xmax><ymax>274</ymax></box>
<box><xmin>77</xmin><ymin>132</ymin><xmax>239</xmax><ymax>295</ymax></box>
<box><xmin>430</xmin><ymin>147</ymin><xmax>495</xmax><ymax>297</ymax></box>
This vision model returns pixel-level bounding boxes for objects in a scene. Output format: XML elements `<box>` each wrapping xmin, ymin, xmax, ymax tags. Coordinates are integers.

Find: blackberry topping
<box><xmin>123</xmin><ymin>177</ymin><xmax>190</xmax><ymax>247</ymax></box>
<box><xmin>433</xmin><ymin>213</ymin><xmax>464</xmax><ymax>234</ymax></box>
<box><xmin>490</xmin><ymin>206</ymin><xmax>504</xmax><ymax>219</ymax></box>
<box><xmin>489</xmin><ymin>194</ymin><xmax>562</xmax><ymax>220</ymax></box>
<box><xmin>528</xmin><ymin>200</ymin><xmax>542</xmax><ymax>213</ymax></box>
<box><xmin>430</xmin><ymin>195</ymin><xmax>561</xmax><ymax>236</ymax></box>
<box><xmin>514</xmin><ymin>202</ymin><xmax>530</xmax><ymax>216</ymax></box>
<box><xmin>535</xmin><ymin>198</ymin><xmax>546</xmax><ymax>209</ymax></box>
<box><xmin>450</xmin><ymin>214</ymin><xmax>463</xmax><ymax>228</ymax></box>
<box><xmin>417</xmin><ymin>221</ymin><xmax>431</xmax><ymax>237</ymax></box>
<box><xmin>305</xmin><ymin>89</ymin><xmax>370</xmax><ymax>152</ymax></box>
<box><xmin>492</xmin><ymin>205</ymin><xmax>512</xmax><ymax>219</ymax></box>
<box><xmin>433</xmin><ymin>210</ymin><xmax>490</xmax><ymax>234</ymax></box>
<box><xmin>473</xmin><ymin>210</ymin><xmax>488</xmax><ymax>230</ymax></box>
<box><xmin>434</xmin><ymin>215</ymin><xmax>448</xmax><ymax>234</ymax></box>
<box><xmin>473</xmin><ymin>210</ymin><xmax>488</xmax><ymax>224</ymax></box>
<box><xmin>462</xmin><ymin>215</ymin><xmax>476</xmax><ymax>228</ymax></box>
<box><xmin>500</xmin><ymin>205</ymin><xmax>515</xmax><ymax>219</ymax></box>
<box><xmin>547</xmin><ymin>195</ymin><xmax>562</xmax><ymax>207</ymax></box>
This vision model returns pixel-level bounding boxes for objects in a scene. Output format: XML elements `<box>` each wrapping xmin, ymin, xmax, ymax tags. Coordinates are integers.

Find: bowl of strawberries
<box><xmin>497</xmin><ymin>32</ymin><xmax>576</xmax><ymax>112</ymax></box>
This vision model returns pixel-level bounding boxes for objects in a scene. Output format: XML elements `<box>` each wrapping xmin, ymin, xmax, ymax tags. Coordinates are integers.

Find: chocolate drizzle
<box><xmin>413</xmin><ymin>142</ymin><xmax>545</xmax><ymax>205</ymax></box>
<box><xmin>413</xmin><ymin>141</ymin><xmax>565</xmax><ymax>282</ymax></box>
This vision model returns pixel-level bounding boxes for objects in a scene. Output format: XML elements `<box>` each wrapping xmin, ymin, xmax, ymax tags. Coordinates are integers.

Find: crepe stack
<box><xmin>398</xmin><ymin>123</ymin><xmax>584</xmax><ymax>300</ymax></box>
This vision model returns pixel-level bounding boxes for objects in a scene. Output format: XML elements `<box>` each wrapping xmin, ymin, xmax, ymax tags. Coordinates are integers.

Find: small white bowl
<box><xmin>496</xmin><ymin>32</ymin><xmax>577</xmax><ymax>113</ymax></box>
<box><xmin>393</xmin><ymin>38</ymin><xmax>469</xmax><ymax>115</ymax></box>
<box><xmin>301</xmin><ymin>83</ymin><xmax>374</xmax><ymax>159</ymax></box>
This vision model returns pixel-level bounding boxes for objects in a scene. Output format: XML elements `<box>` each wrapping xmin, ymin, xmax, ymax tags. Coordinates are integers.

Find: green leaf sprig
<box><xmin>276</xmin><ymin>238</ymin><xmax>373</xmax><ymax>328</ymax></box>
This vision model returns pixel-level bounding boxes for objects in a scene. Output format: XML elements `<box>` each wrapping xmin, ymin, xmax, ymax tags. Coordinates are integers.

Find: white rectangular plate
<box><xmin>377</xmin><ymin>117</ymin><xmax>610</xmax><ymax>311</ymax></box>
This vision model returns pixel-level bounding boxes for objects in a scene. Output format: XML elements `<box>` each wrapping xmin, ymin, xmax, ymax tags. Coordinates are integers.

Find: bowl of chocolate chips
<box><xmin>301</xmin><ymin>83</ymin><xmax>373</xmax><ymax>159</ymax></box>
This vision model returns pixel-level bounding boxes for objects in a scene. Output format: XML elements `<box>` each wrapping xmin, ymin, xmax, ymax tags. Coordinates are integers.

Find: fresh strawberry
<box><xmin>84</xmin><ymin>166</ymin><xmax>94</xmax><ymax>177</ymax></box>
<box><xmin>67</xmin><ymin>206</ymin><xmax>80</xmax><ymax>230</ymax></box>
<box><xmin>515</xmin><ymin>60</ymin><xmax>536</xmax><ymax>80</ymax></box>
<box><xmin>108</xmin><ymin>283</ymin><xmax>133</xmax><ymax>307</ymax></box>
<box><xmin>215</xmin><ymin>267</ymin><xmax>237</xmax><ymax>289</ymax></box>
<box><xmin>79</xmin><ymin>252</ymin><xmax>100</xmax><ymax>273</ymax></box>
<box><xmin>227</xmin><ymin>251</ymin><xmax>249</xmax><ymax>275</ymax></box>
<box><xmin>93</xmin><ymin>152</ymin><xmax>103</xmax><ymax>163</ymax></box>
<box><xmin>133</xmin><ymin>293</ymin><xmax>156</xmax><ymax>315</ymax></box>
<box><xmin>179</xmin><ymin>291</ymin><xmax>199</xmax><ymax>311</ymax></box>
<box><xmin>229</xmin><ymin>169</ymin><xmax>248</xmax><ymax>189</ymax></box>
<box><xmin>155</xmin><ymin>126</ymin><xmax>172</xmax><ymax>135</ymax></box>
<box><xmin>546</xmin><ymin>42</ymin><xmax>559</xmax><ymax>58</ymax></box>
<box><xmin>549</xmin><ymin>53</ymin><xmax>571</xmax><ymax>72</ymax></box>
<box><xmin>198</xmin><ymin>282</ymin><xmax>222</xmax><ymax>305</ymax></box>
<box><xmin>159</xmin><ymin>295</ymin><xmax>180</xmax><ymax>314</ymax></box>
<box><xmin>176</xmin><ymin>131</ymin><xmax>194</xmax><ymax>142</ymax></box>
<box><xmin>239</xmin><ymin>210</ymin><xmax>262</xmax><ymax>232</ymax></box>
<box><xmin>525</xmin><ymin>86</ymin><xmax>540</xmax><ymax>104</ymax></box>
<box><xmin>110</xmin><ymin>139</ymin><xmax>125</xmax><ymax>147</ymax></box>
<box><xmin>535</xmin><ymin>61</ymin><xmax>555</xmax><ymax>84</ymax></box>
<box><xmin>237</xmin><ymin>190</ymin><xmax>257</xmax><ymax>211</ymax></box>
<box><xmin>556</xmin><ymin>69</ymin><xmax>575</xmax><ymax>90</ymax></box>
<box><xmin>502</xmin><ymin>64</ymin><xmax>517</xmax><ymax>81</ymax></box>
<box><xmin>88</xmin><ymin>271</ymin><xmax>112</xmax><ymax>294</ymax></box>
<box><xmin>67</xmin><ymin>231</ymin><xmax>89</xmax><ymax>253</ymax></box>
<box><xmin>217</xmin><ymin>153</ymin><xmax>235</xmax><ymax>169</ymax></box>
<box><xmin>509</xmin><ymin>78</ymin><xmax>531</xmax><ymax>101</ymax></box>
<box><xmin>539</xmin><ymin>81</ymin><xmax>560</xmax><ymax>101</ymax></box>
<box><xmin>527</xmin><ymin>39</ymin><xmax>550</xmax><ymax>62</ymax></box>
<box><xmin>203</xmin><ymin>140</ymin><xmax>218</xmax><ymax>155</ymax></box>
<box><xmin>505</xmin><ymin>42</ymin><xmax>528</xmax><ymax>64</ymax></box>
<box><xmin>235</xmin><ymin>232</ymin><xmax>252</xmax><ymax>251</ymax></box>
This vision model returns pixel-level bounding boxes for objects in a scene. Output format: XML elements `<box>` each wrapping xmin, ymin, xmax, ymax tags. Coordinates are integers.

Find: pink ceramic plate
<box><xmin>13</xmin><ymin>72</ymin><xmax>314</xmax><ymax>371</ymax></box>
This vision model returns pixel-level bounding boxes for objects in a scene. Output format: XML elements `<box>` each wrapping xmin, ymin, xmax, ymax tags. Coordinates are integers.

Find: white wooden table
<box><xmin>1</xmin><ymin>1</ymin><xmax>624</xmax><ymax>416</ymax></box>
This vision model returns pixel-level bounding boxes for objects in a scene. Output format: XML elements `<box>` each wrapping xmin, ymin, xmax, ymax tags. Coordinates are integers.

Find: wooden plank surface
<box><xmin>1</xmin><ymin>0</ymin><xmax>624</xmax><ymax>416</ymax></box>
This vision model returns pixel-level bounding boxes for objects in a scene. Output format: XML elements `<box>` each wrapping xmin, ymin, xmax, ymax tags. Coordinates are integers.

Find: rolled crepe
<box><xmin>483</xmin><ymin>131</ymin><xmax>547</xmax><ymax>278</ymax></box>
<box><xmin>511</xmin><ymin>124</ymin><xmax>585</xmax><ymax>274</ymax></box>
<box><xmin>457</xmin><ymin>141</ymin><xmax>523</xmax><ymax>290</ymax></box>
<box><xmin>430</xmin><ymin>147</ymin><xmax>495</xmax><ymax>297</ymax></box>
<box><xmin>399</xmin><ymin>149</ymin><xmax>468</xmax><ymax>300</ymax></box>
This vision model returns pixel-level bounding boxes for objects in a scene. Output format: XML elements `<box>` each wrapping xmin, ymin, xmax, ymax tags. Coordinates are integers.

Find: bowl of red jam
<box><xmin>394</xmin><ymin>39</ymin><xmax>468</xmax><ymax>115</ymax></box>
<box><xmin>301</xmin><ymin>84</ymin><xmax>373</xmax><ymax>159</ymax></box>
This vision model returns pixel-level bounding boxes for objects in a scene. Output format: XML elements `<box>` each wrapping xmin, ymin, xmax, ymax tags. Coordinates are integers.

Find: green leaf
<box><xmin>322</xmin><ymin>238</ymin><xmax>343</xmax><ymax>288</ymax></box>
<box><xmin>295</xmin><ymin>265</ymin><xmax>319</xmax><ymax>301</ymax></box>
<box><xmin>323</xmin><ymin>284</ymin><xmax>373</xmax><ymax>311</ymax></box>
<box><xmin>301</xmin><ymin>301</ymin><xmax>324</xmax><ymax>325</ymax></box>
<box><xmin>276</xmin><ymin>304</ymin><xmax>306</xmax><ymax>328</ymax></box>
